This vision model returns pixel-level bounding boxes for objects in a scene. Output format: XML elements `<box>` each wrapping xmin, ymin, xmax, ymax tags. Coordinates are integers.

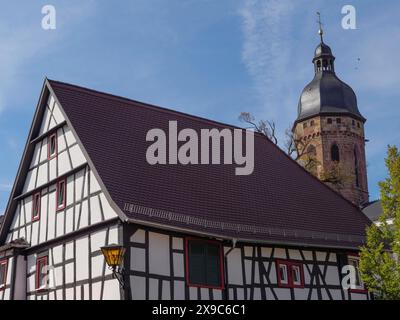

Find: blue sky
<box><xmin>0</xmin><ymin>0</ymin><xmax>399</xmax><ymax>214</ymax></box>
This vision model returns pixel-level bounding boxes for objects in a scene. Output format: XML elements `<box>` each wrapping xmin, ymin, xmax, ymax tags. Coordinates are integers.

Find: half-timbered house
<box><xmin>0</xmin><ymin>78</ymin><xmax>372</xmax><ymax>300</ymax></box>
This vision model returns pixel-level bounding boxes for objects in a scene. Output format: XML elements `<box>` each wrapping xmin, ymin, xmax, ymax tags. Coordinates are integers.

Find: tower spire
<box><xmin>317</xmin><ymin>12</ymin><xmax>324</xmax><ymax>43</ymax></box>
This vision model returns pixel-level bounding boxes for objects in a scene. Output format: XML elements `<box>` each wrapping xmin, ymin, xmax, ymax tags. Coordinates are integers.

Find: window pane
<box><xmin>188</xmin><ymin>242</ymin><xmax>206</xmax><ymax>285</ymax></box>
<box><xmin>279</xmin><ymin>264</ymin><xmax>288</xmax><ymax>284</ymax></box>
<box><xmin>37</xmin><ymin>258</ymin><xmax>48</xmax><ymax>289</ymax></box>
<box><xmin>51</xmin><ymin>138</ymin><xmax>55</xmax><ymax>154</ymax></box>
<box><xmin>58</xmin><ymin>182</ymin><xmax>64</xmax><ymax>207</ymax></box>
<box><xmin>188</xmin><ymin>241</ymin><xmax>221</xmax><ymax>287</ymax></box>
<box><xmin>206</xmin><ymin>244</ymin><xmax>221</xmax><ymax>286</ymax></box>
<box><xmin>0</xmin><ymin>263</ymin><xmax>6</xmax><ymax>286</ymax></box>
<box><xmin>33</xmin><ymin>194</ymin><xmax>40</xmax><ymax>218</ymax></box>
<box><xmin>292</xmin><ymin>265</ymin><xmax>301</xmax><ymax>285</ymax></box>
<box><xmin>50</xmin><ymin>135</ymin><xmax>56</xmax><ymax>155</ymax></box>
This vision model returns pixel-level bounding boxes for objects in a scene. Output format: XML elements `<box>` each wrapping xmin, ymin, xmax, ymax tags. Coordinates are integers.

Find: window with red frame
<box><xmin>48</xmin><ymin>133</ymin><xmax>57</xmax><ymax>159</ymax></box>
<box><xmin>276</xmin><ymin>260</ymin><xmax>304</xmax><ymax>288</ymax></box>
<box><xmin>32</xmin><ymin>192</ymin><xmax>41</xmax><ymax>221</ymax></box>
<box><xmin>0</xmin><ymin>260</ymin><xmax>8</xmax><ymax>290</ymax></box>
<box><xmin>186</xmin><ymin>239</ymin><xmax>224</xmax><ymax>289</ymax></box>
<box><xmin>36</xmin><ymin>256</ymin><xmax>48</xmax><ymax>291</ymax></box>
<box><xmin>56</xmin><ymin>179</ymin><xmax>66</xmax><ymax>211</ymax></box>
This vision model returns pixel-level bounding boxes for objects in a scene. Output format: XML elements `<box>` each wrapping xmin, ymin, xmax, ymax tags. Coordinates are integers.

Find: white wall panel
<box><xmin>30</xmin><ymin>144</ymin><xmax>41</xmax><ymax>169</ymax></box>
<box><xmin>31</xmin><ymin>222</ymin><xmax>39</xmax><ymax>246</ymax></box>
<box><xmin>69</xmin><ymin>144</ymin><xmax>86</xmax><ymax>168</ymax></box>
<box><xmin>64</xmin><ymin>127</ymin><xmax>76</xmax><ymax>146</ymax></box>
<box><xmin>56</xmin><ymin>212</ymin><xmax>64</xmax><ymax>238</ymax></box>
<box><xmin>149</xmin><ymin>278</ymin><xmax>158</xmax><ymax>300</ymax></box>
<box><xmin>37</xmin><ymin>163</ymin><xmax>48</xmax><ymax>187</ymax></box>
<box><xmin>49</xmin><ymin>158</ymin><xmax>57</xmax><ymax>182</ymax></box>
<box><xmin>227</xmin><ymin>249</ymin><xmax>243</xmax><ymax>286</ymax></box>
<box><xmin>75</xmin><ymin>237</ymin><xmax>89</xmax><ymax>281</ymax></box>
<box><xmin>39</xmin><ymin>138</ymin><xmax>48</xmax><ymax>163</ymax></box>
<box><xmin>39</xmin><ymin>107</ymin><xmax>52</xmax><ymax>136</ymax></box>
<box><xmin>90</xmin><ymin>171</ymin><xmax>101</xmax><ymax>193</ymax></box>
<box><xmin>57</xmin><ymin>128</ymin><xmax>66</xmax><ymax>151</ymax></box>
<box><xmin>148</xmin><ymin>232</ymin><xmax>170</xmax><ymax>276</ymax></box>
<box><xmin>58</xmin><ymin>151</ymin><xmax>71</xmax><ymax>176</ymax></box>
<box><xmin>52</xmin><ymin>103</ymin><xmax>65</xmax><ymax>124</ymax></box>
<box><xmin>39</xmin><ymin>194</ymin><xmax>48</xmax><ymax>244</ymax></box>
<box><xmin>90</xmin><ymin>196</ymin><xmax>102</xmax><ymax>225</ymax></box>
<box><xmin>65</xmin><ymin>262</ymin><xmax>74</xmax><ymax>284</ymax></box>
<box><xmin>131</xmin><ymin>276</ymin><xmax>146</xmax><ymax>300</ymax></box>
<box><xmin>103</xmin><ymin>280</ymin><xmax>121</xmax><ymax>300</ymax></box>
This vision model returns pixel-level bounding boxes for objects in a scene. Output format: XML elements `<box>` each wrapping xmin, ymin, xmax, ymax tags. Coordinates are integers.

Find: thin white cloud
<box><xmin>239</xmin><ymin>0</ymin><xmax>298</xmax><ymax>119</ymax></box>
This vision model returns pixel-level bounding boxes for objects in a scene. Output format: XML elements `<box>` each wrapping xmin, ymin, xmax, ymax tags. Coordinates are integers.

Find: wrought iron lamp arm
<box><xmin>109</xmin><ymin>266</ymin><xmax>125</xmax><ymax>289</ymax></box>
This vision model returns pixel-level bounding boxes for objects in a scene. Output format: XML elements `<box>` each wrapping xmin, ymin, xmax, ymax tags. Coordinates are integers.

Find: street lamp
<box><xmin>101</xmin><ymin>244</ymin><xmax>126</xmax><ymax>288</ymax></box>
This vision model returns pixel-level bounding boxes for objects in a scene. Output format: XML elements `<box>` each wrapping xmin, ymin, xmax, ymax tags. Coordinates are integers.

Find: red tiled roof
<box><xmin>49</xmin><ymin>79</ymin><xmax>371</xmax><ymax>249</ymax></box>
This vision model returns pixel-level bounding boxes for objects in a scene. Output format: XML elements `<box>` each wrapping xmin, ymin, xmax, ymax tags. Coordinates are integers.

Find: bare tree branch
<box><xmin>239</xmin><ymin>112</ymin><xmax>278</xmax><ymax>145</ymax></box>
<box><xmin>239</xmin><ymin>112</ymin><xmax>351</xmax><ymax>187</ymax></box>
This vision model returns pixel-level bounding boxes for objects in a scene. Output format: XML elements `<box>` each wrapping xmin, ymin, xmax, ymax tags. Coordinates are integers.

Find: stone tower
<box><xmin>293</xmin><ymin>27</ymin><xmax>369</xmax><ymax>207</ymax></box>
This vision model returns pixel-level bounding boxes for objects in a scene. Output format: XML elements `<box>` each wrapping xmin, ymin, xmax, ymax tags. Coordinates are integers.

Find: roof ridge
<box><xmin>48</xmin><ymin>79</ymin><xmax>251</xmax><ymax>133</ymax></box>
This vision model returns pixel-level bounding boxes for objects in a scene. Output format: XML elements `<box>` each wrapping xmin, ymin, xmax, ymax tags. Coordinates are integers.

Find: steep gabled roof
<box><xmin>46</xmin><ymin>79</ymin><xmax>371</xmax><ymax>249</ymax></box>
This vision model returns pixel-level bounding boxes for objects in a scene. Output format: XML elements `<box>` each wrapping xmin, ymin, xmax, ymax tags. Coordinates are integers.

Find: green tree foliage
<box><xmin>359</xmin><ymin>145</ymin><xmax>400</xmax><ymax>299</ymax></box>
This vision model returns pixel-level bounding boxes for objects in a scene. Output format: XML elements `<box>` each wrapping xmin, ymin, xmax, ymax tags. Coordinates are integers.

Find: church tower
<box><xmin>293</xmin><ymin>20</ymin><xmax>369</xmax><ymax>207</ymax></box>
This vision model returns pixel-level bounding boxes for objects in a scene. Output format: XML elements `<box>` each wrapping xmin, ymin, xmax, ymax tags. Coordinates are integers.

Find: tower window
<box><xmin>357</xmin><ymin>122</ymin><xmax>361</xmax><ymax>128</ymax></box>
<box><xmin>327</xmin><ymin>118</ymin><xmax>332</xmax><ymax>124</ymax></box>
<box><xmin>316</xmin><ymin>60</ymin><xmax>321</xmax><ymax>72</ymax></box>
<box><xmin>352</xmin><ymin>120</ymin><xmax>355</xmax><ymax>126</ymax></box>
<box><xmin>336</xmin><ymin>118</ymin><xmax>341</xmax><ymax>124</ymax></box>
<box><xmin>331</xmin><ymin>144</ymin><xmax>340</xmax><ymax>162</ymax></box>
<box><xmin>310</xmin><ymin>120</ymin><xmax>315</xmax><ymax>126</ymax></box>
<box><xmin>303</xmin><ymin>122</ymin><xmax>307</xmax><ymax>129</ymax></box>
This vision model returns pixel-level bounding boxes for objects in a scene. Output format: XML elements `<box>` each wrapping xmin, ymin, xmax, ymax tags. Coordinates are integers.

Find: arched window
<box><xmin>354</xmin><ymin>147</ymin><xmax>360</xmax><ymax>188</ymax></box>
<box><xmin>331</xmin><ymin>144</ymin><xmax>340</xmax><ymax>162</ymax></box>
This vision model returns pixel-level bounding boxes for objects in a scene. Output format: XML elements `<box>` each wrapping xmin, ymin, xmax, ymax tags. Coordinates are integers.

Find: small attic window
<box><xmin>357</xmin><ymin>122</ymin><xmax>361</xmax><ymax>128</ymax></box>
<box><xmin>327</xmin><ymin>118</ymin><xmax>332</xmax><ymax>124</ymax></box>
<box><xmin>352</xmin><ymin>120</ymin><xmax>355</xmax><ymax>126</ymax></box>
<box><xmin>32</xmin><ymin>192</ymin><xmax>41</xmax><ymax>221</ymax></box>
<box><xmin>56</xmin><ymin>179</ymin><xmax>66</xmax><ymax>211</ymax></box>
<box><xmin>303</xmin><ymin>122</ymin><xmax>307</xmax><ymax>129</ymax></box>
<box><xmin>48</xmin><ymin>133</ymin><xmax>57</xmax><ymax>160</ymax></box>
<box><xmin>310</xmin><ymin>120</ymin><xmax>315</xmax><ymax>126</ymax></box>
<box><xmin>336</xmin><ymin>118</ymin><xmax>341</xmax><ymax>124</ymax></box>
<box><xmin>0</xmin><ymin>259</ymin><xmax>7</xmax><ymax>290</ymax></box>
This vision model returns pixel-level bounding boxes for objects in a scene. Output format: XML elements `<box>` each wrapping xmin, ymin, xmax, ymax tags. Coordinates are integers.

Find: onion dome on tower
<box><xmin>295</xmin><ymin>19</ymin><xmax>365</xmax><ymax>124</ymax></box>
